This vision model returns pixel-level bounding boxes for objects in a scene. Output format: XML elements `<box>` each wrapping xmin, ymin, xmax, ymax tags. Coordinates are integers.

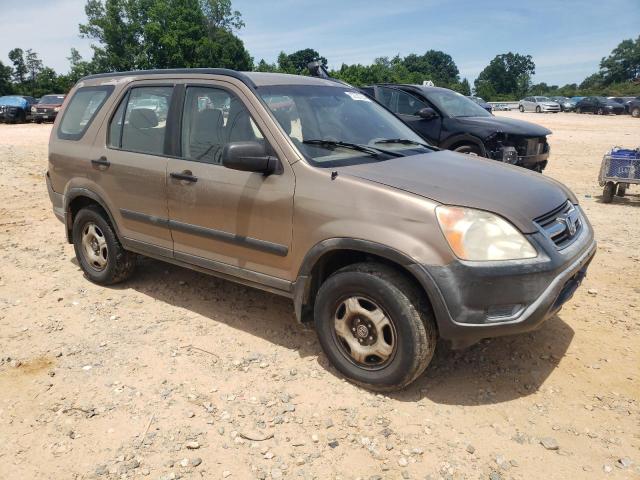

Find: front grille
<box><xmin>534</xmin><ymin>201</ymin><xmax>581</xmax><ymax>248</ymax></box>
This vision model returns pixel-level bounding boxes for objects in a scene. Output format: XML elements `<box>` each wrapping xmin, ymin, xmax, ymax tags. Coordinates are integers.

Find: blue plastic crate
<box><xmin>606</xmin><ymin>148</ymin><xmax>640</xmax><ymax>179</ymax></box>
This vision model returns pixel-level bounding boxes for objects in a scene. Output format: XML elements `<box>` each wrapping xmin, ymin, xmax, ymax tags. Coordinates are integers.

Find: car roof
<box><xmin>368</xmin><ymin>84</ymin><xmax>459</xmax><ymax>95</ymax></box>
<box><xmin>80</xmin><ymin>68</ymin><xmax>344</xmax><ymax>89</ymax></box>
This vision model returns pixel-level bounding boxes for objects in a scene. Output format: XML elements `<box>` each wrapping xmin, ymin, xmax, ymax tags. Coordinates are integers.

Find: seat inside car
<box><xmin>189</xmin><ymin>108</ymin><xmax>223</xmax><ymax>162</ymax></box>
<box><xmin>123</xmin><ymin>108</ymin><xmax>162</xmax><ymax>154</ymax></box>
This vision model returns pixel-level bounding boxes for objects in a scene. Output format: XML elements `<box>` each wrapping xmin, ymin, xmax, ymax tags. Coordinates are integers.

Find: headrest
<box><xmin>192</xmin><ymin>108</ymin><xmax>222</xmax><ymax>140</ymax></box>
<box><xmin>129</xmin><ymin>108</ymin><xmax>158</xmax><ymax>129</ymax></box>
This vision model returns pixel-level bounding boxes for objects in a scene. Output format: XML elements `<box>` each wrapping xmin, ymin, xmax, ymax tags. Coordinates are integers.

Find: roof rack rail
<box><xmin>79</xmin><ymin>68</ymin><xmax>257</xmax><ymax>89</ymax></box>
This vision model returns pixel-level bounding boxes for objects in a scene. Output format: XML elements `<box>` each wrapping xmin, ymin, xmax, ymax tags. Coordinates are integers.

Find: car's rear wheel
<box><xmin>314</xmin><ymin>263</ymin><xmax>437</xmax><ymax>392</ymax></box>
<box><xmin>576</xmin><ymin>107</ymin><xmax>582</xmax><ymax>114</ymax></box>
<box><xmin>631</xmin><ymin>107</ymin><xmax>640</xmax><ymax>118</ymax></box>
<box><xmin>602</xmin><ymin>182</ymin><xmax>615</xmax><ymax>203</ymax></box>
<box><xmin>72</xmin><ymin>205</ymin><xmax>136</xmax><ymax>285</ymax></box>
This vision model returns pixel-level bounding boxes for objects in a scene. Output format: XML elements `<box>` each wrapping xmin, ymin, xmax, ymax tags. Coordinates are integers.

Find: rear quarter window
<box><xmin>57</xmin><ymin>86</ymin><xmax>114</xmax><ymax>141</ymax></box>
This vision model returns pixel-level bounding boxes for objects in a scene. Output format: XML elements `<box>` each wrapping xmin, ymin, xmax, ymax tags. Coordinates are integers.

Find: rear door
<box><xmin>375</xmin><ymin>86</ymin><xmax>442</xmax><ymax>145</ymax></box>
<box><xmin>166</xmin><ymin>81</ymin><xmax>295</xmax><ymax>281</ymax></box>
<box><xmin>92</xmin><ymin>82</ymin><xmax>175</xmax><ymax>252</ymax></box>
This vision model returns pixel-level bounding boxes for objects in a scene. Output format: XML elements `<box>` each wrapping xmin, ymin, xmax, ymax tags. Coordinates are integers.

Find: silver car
<box><xmin>519</xmin><ymin>96</ymin><xmax>560</xmax><ymax>113</ymax></box>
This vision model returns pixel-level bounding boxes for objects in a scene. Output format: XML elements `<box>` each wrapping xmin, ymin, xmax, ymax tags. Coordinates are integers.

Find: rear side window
<box><xmin>57</xmin><ymin>86</ymin><xmax>114</xmax><ymax>140</ymax></box>
<box><xmin>109</xmin><ymin>86</ymin><xmax>173</xmax><ymax>155</ymax></box>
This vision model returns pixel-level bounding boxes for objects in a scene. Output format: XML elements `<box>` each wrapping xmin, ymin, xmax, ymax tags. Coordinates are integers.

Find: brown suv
<box><xmin>46</xmin><ymin>69</ymin><xmax>596</xmax><ymax>391</ymax></box>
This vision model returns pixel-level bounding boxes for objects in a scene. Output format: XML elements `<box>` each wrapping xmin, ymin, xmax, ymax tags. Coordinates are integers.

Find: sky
<box><xmin>1</xmin><ymin>0</ymin><xmax>638</xmax><ymax>86</ymax></box>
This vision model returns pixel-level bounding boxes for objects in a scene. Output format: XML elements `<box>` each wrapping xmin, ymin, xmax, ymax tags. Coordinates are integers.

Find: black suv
<box><xmin>361</xmin><ymin>85</ymin><xmax>551</xmax><ymax>172</ymax></box>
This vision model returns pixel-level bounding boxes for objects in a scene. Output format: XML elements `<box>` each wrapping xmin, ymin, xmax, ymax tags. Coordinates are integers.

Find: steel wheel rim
<box><xmin>81</xmin><ymin>222</ymin><xmax>108</xmax><ymax>271</ymax></box>
<box><xmin>332</xmin><ymin>295</ymin><xmax>397</xmax><ymax>370</ymax></box>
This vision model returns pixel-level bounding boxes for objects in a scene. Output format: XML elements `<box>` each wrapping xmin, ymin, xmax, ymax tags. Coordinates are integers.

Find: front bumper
<box><xmin>540</xmin><ymin>105</ymin><xmax>560</xmax><ymax>112</ymax></box>
<box><xmin>410</xmin><ymin>209</ymin><xmax>596</xmax><ymax>349</ymax></box>
<box><xmin>33</xmin><ymin>110</ymin><xmax>59</xmax><ymax>122</ymax></box>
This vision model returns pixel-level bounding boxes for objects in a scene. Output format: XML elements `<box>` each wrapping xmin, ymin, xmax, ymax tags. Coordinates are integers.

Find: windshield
<box><xmin>38</xmin><ymin>95</ymin><xmax>65</xmax><ymax>105</ymax></box>
<box><xmin>534</xmin><ymin>97</ymin><xmax>551</xmax><ymax>102</ymax></box>
<box><xmin>428</xmin><ymin>89</ymin><xmax>491</xmax><ymax>117</ymax></box>
<box><xmin>258</xmin><ymin>85</ymin><xmax>432</xmax><ymax>167</ymax></box>
<box><xmin>0</xmin><ymin>96</ymin><xmax>27</xmax><ymax>108</ymax></box>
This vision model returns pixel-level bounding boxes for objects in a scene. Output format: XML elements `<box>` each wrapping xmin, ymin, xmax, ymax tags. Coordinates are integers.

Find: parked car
<box><xmin>467</xmin><ymin>96</ymin><xmax>492</xmax><ymax>112</ymax></box>
<box><xmin>47</xmin><ymin>69</ymin><xmax>596</xmax><ymax>391</ymax></box>
<box><xmin>575</xmin><ymin>96</ymin><xmax>625</xmax><ymax>115</ymax></box>
<box><xmin>360</xmin><ymin>84</ymin><xmax>551</xmax><ymax>171</ymax></box>
<box><xmin>627</xmin><ymin>97</ymin><xmax>640</xmax><ymax>118</ymax></box>
<box><xmin>518</xmin><ymin>96</ymin><xmax>561</xmax><ymax>113</ymax></box>
<box><xmin>549</xmin><ymin>96</ymin><xmax>576</xmax><ymax>112</ymax></box>
<box><xmin>32</xmin><ymin>94</ymin><xmax>66</xmax><ymax>123</ymax></box>
<box><xmin>0</xmin><ymin>95</ymin><xmax>37</xmax><ymax>123</ymax></box>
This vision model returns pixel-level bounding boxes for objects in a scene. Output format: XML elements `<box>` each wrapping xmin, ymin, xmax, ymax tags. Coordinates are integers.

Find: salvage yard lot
<box><xmin>0</xmin><ymin>112</ymin><xmax>638</xmax><ymax>479</ymax></box>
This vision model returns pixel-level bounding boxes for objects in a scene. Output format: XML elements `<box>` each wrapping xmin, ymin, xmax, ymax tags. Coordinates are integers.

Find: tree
<box><xmin>8</xmin><ymin>48</ymin><xmax>27</xmax><ymax>84</ymax></box>
<box><xmin>24</xmin><ymin>49</ymin><xmax>44</xmax><ymax>95</ymax></box>
<box><xmin>79</xmin><ymin>0</ymin><xmax>252</xmax><ymax>71</ymax></box>
<box><xmin>456</xmin><ymin>78</ymin><xmax>471</xmax><ymax>96</ymax></box>
<box><xmin>277</xmin><ymin>48</ymin><xmax>327</xmax><ymax>75</ymax></box>
<box><xmin>474</xmin><ymin>52</ymin><xmax>535</xmax><ymax>99</ymax></box>
<box><xmin>254</xmin><ymin>59</ymin><xmax>278</xmax><ymax>72</ymax></box>
<box><xmin>200</xmin><ymin>0</ymin><xmax>244</xmax><ymax>32</ymax></box>
<box><xmin>599</xmin><ymin>36</ymin><xmax>640</xmax><ymax>84</ymax></box>
<box><xmin>402</xmin><ymin>50</ymin><xmax>459</xmax><ymax>86</ymax></box>
<box><xmin>0</xmin><ymin>61</ymin><xmax>12</xmax><ymax>95</ymax></box>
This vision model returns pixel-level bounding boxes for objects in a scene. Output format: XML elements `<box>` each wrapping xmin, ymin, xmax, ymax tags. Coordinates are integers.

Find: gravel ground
<box><xmin>0</xmin><ymin>111</ymin><xmax>638</xmax><ymax>480</ymax></box>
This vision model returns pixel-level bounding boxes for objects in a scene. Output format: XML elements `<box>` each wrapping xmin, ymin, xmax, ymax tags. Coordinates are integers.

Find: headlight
<box><xmin>435</xmin><ymin>206</ymin><xmax>537</xmax><ymax>261</ymax></box>
<box><xmin>54</xmin><ymin>106</ymin><xmax>61</xmax><ymax>112</ymax></box>
<box><xmin>31</xmin><ymin>106</ymin><xmax>36</xmax><ymax>113</ymax></box>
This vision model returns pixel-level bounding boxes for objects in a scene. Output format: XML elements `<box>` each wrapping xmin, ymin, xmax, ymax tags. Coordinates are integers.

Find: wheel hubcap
<box><xmin>333</xmin><ymin>296</ymin><xmax>396</xmax><ymax>369</ymax></box>
<box><xmin>81</xmin><ymin>222</ymin><xmax>108</xmax><ymax>271</ymax></box>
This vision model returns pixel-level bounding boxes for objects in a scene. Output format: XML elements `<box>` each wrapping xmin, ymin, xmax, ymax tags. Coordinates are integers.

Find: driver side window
<box><xmin>180</xmin><ymin>86</ymin><xmax>264</xmax><ymax>165</ymax></box>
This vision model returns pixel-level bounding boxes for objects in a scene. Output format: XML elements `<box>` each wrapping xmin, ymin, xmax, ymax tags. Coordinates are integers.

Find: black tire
<box><xmin>314</xmin><ymin>263</ymin><xmax>437</xmax><ymax>391</ymax></box>
<box><xmin>453</xmin><ymin>144</ymin><xmax>482</xmax><ymax>156</ymax></box>
<box><xmin>35</xmin><ymin>118</ymin><xmax>42</xmax><ymax>124</ymax></box>
<box><xmin>535</xmin><ymin>106</ymin><xmax>541</xmax><ymax>113</ymax></box>
<box><xmin>602</xmin><ymin>182</ymin><xmax>615</xmax><ymax>203</ymax></box>
<box><xmin>632</xmin><ymin>107</ymin><xmax>640</xmax><ymax>118</ymax></box>
<box><xmin>616</xmin><ymin>183</ymin><xmax>627</xmax><ymax>197</ymax></box>
<box><xmin>519</xmin><ymin>105</ymin><xmax>524</xmax><ymax>112</ymax></box>
<box><xmin>72</xmin><ymin>205</ymin><xmax>136</xmax><ymax>285</ymax></box>
<box><xmin>597</xmin><ymin>107</ymin><xmax>605</xmax><ymax>115</ymax></box>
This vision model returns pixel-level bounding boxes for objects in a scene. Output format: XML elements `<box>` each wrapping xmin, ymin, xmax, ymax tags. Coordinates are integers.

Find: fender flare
<box><xmin>440</xmin><ymin>134</ymin><xmax>487</xmax><ymax>157</ymax></box>
<box><xmin>292</xmin><ymin>238</ymin><xmax>446</xmax><ymax>325</ymax></box>
<box><xmin>64</xmin><ymin>187</ymin><xmax>121</xmax><ymax>243</ymax></box>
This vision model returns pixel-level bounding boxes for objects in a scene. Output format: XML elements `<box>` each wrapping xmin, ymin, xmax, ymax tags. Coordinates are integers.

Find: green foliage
<box><xmin>0</xmin><ymin>61</ymin><xmax>12</xmax><ymax>95</ymax></box>
<box><xmin>79</xmin><ymin>0</ymin><xmax>251</xmax><ymax>71</ymax></box>
<box><xmin>8</xmin><ymin>48</ymin><xmax>28</xmax><ymax>84</ymax></box>
<box><xmin>277</xmin><ymin>49</ymin><xmax>327</xmax><ymax>75</ymax></box>
<box><xmin>599</xmin><ymin>36</ymin><xmax>640</xmax><ymax>85</ymax></box>
<box><xmin>474</xmin><ymin>52</ymin><xmax>535</xmax><ymax>100</ymax></box>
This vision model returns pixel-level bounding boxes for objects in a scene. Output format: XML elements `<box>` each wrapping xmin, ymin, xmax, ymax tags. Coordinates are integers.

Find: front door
<box><xmin>375</xmin><ymin>86</ymin><xmax>442</xmax><ymax>145</ymax></box>
<box><xmin>166</xmin><ymin>83</ymin><xmax>295</xmax><ymax>281</ymax></box>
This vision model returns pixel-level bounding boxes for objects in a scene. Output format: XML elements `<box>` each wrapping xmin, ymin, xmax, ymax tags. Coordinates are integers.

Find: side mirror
<box><xmin>417</xmin><ymin>107</ymin><xmax>437</xmax><ymax>120</ymax></box>
<box><xmin>222</xmin><ymin>141</ymin><xmax>280</xmax><ymax>175</ymax></box>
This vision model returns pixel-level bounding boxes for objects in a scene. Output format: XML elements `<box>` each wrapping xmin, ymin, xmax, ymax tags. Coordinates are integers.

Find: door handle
<box><xmin>91</xmin><ymin>156</ymin><xmax>110</xmax><ymax>168</ymax></box>
<box><xmin>170</xmin><ymin>171</ymin><xmax>198</xmax><ymax>183</ymax></box>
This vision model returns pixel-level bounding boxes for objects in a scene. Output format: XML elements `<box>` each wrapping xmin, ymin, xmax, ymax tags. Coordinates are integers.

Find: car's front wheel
<box><xmin>535</xmin><ymin>106</ymin><xmax>541</xmax><ymax>113</ymax></box>
<box><xmin>453</xmin><ymin>144</ymin><xmax>481</xmax><ymax>156</ymax></box>
<box><xmin>314</xmin><ymin>263</ymin><xmax>437</xmax><ymax>392</ymax></box>
<box><xmin>631</xmin><ymin>107</ymin><xmax>640</xmax><ymax>118</ymax></box>
<box><xmin>519</xmin><ymin>105</ymin><xmax>524</xmax><ymax>112</ymax></box>
<box><xmin>72</xmin><ymin>205</ymin><xmax>136</xmax><ymax>285</ymax></box>
<box><xmin>597</xmin><ymin>107</ymin><xmax>605</xmax><ymax>115</ymax></box>
<box><xmin>576</xmin><ymin>107</ymin><xmax>582</xmax><ymax>114</ymax></box>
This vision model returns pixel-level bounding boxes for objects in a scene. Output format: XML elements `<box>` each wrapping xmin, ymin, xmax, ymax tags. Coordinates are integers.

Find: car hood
<box><xmin>453</xmin><ymin>115</ymin><xmax>551</xmax><ymax>136</ymax></box>
<box><xmin>337</xmin><ymin>150</ymin><xmax>575</xmax><ymax>233</ymax></box>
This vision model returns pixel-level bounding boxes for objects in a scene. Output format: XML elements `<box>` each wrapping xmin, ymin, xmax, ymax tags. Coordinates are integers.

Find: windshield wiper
<box><xmin>303</xmin><ymin>139</ymin><xmax>403</xmax><ymax>157</ymax></box>
<box><xmin>373</xmin><ymin>138</ymin><xmax>432</xmax><ymax>149</ymax></box>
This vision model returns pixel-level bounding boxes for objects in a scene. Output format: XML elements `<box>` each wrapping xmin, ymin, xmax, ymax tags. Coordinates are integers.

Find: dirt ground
<box><xmin>0</xmin><ymin>111</ymin><xmax>638</xmax><ymax>480</ymax></box>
